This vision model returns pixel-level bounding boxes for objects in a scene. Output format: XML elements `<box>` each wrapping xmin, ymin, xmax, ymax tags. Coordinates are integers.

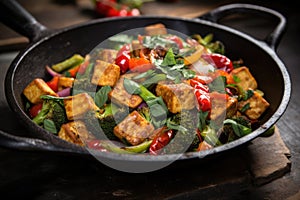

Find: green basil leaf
<box><xmin>44</xmin><ymin>119</ymin><xmax>57</xmax><ymax>134</ymax></box>
<box><xmin>142</xmin><ymin>74</ymin><xmax>167</xmax><ymax>88</ymax></box>
<box><xmin>133</xmin><ymin>69</ymin><xmax>156</xmax><ymax>80</ymax></box>
<box><xmin>223</xmin><ymin>119</ymin><xmax>252</xmax><ymax>137</ymax></box>
<box><xmin>240</xmin><ymin>103</ymin><xmax>250</xmax><ymax>113</ymax></box>
<box><xmin>94</xmin><ymin>85</ymin><xmax>112</xmax><ymax>108</ymax></box>
<box><xmin>123</xmin><ymin>78</ymin><xmax>141</xmax><ymax>95</ymax></box>
<box><xmin>243</xmin><ymin>89</ymin><xmax>254</xmax><ymax>101</ymax></box>
<box><xmin>181</xmin><ymin>69</ymin><xmax>196</xmax><ymax>79</ymax></box>
<box><xmin>197</xmin><ymin>110</ymin><xmax>209</xmax><ymax>131</ymax></box>
<box><xmin>161</xmin><ymin>48</ymin><xmax>176</xmax><ymax>66</ymax></box>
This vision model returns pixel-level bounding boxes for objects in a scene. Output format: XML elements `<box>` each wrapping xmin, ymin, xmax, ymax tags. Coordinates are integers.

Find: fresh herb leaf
<box><xmin>223</xmin><ymin>119</ymin><xmax>252</xmax><ymax>137</ymax></box>
<box><xmin>123</xmin><ymin>78</ymin><xmax>141</xmax><ymax>95</ymax></box>
<box><xmin>161</xmin><ymin>48</ymin><xmax>176</xmax><ymax>66</ymax></box>
<box><xmin>94</xmin><ymin>86</ymin><xmax>112</xmax><ymax>108</ymax></box>
<box><xmin>181</xmin><ymin>69</ymin><xmax>196</xmax><ymax>79</ymax></box>
<box><xmin>243</xmin><ymin>89</ymin><xmax>254</xmax><ymax>100</ymax></box>
<box><xmin>240</xmin><ymin>103</ymin><xmax>250</xmax><ymax>113</ymax></box>
<box><xmin>142</xmin><ymin>73</ymin><xmax>167</xmax><ymax>88</ymax></box>
<box><xmin>133</xmin><ymin>69</ymin><xmax>156</xmax><ymax>80</ymax></box>
<box><xmin>166</xmin><ymin>118</ymin><xmax>188</xmax><ymax>133</ymax></box>
<box><xmin>197</xmin><ymin>110</ymin><xmax>209</xmax><ymax>131</ymax></box>
<box><xmin>44</xmin><ymin>119</ymin><xmax>57</xmax><ymax>134</ymax></box>
<box><xmin>233</xmin><ymin>75</ymin><xmax>240</xmax><ymax>83</ymax></box>
<box><xmin>208</xmin><ymin>76</ymin><xmax>226</xmax><ymax>93</ymax></box>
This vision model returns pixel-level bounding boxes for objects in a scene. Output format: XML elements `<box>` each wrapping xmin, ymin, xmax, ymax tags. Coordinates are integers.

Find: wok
<box><xmin>0</xmin><ymin>0</ymin><xmax>291</xmax><ymax>169</ymax></box>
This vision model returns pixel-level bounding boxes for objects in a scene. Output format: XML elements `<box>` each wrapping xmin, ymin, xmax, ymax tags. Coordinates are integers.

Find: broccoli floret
<box><xmin>163</xmin><ymin>109</ymin><xmax>199</xmax><ymax>153</ymax></box>
<box><xmin>32</xmin><ymin>97</ymin><xmax>67</xmax><ymax>134</ymax></box>
<box><xmin>83</xmin><ymin>103</ymin><xmax>127</xmax><ymax>140</ymax></box>
<box><xmin>137</xmin><ymin>103</ymin><xmax>151</xmax><ymax>121</ymax></box>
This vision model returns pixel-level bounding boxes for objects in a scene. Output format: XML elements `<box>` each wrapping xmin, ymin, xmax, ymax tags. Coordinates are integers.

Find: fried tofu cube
<box><xmin>23</xmin><ymin>78</ymin><xmax>58</xmax><ymax>104</ymax></box>
<box><xmin>156</xmin><ymin>82</ymin><xmax>196</xmax><ymax>113</ymax></box>
<box><xmin>114</xmin><ymin>111</ymin><xmax>155</xmax><ymax>146</ymax></box>
<box><xmin>144</xmin><ymin>23</ymin><xmax>167</xmax><ymax>36</ymax></box>
<box><xmin>109</xmin><ymin>74</ymin><xmax>143</xmax><ymax>109</ymax></box>
<box><xmin>98</xmin><ymin>49</ymin><xmax>118</xmax><ymax>63</ymax></box>
<box><xmin>58</xmin><ymin>120</ymin><xmax>92</xmax><ymax>146</ymax></box>
<box><xmin>64</xmin><ymin>93</ymin><xmax>99</xmax><ymax>120</ymax></box>
<box><xmin>230</xmin><ymin>66</ymin><xmax>257</xmax><ymax>90</ymax></box>
<box><xmin>91</xmin><ymin>60</ymin><xmax>120</xmax><ymax>87</ymax></box>
<box><xmin>58</xmin><ymin>77</ymin><xmax>74</xmax><ymax>91</ymax></box>
<box><xmin>238</xmin><ymin>90</ymin><xmax>270</xmax><ymax>120</ymax></box>
<box><xmin>210</xmin><ymin>92</ymin><xmax>238</xmax><ymax>123</ymax></box>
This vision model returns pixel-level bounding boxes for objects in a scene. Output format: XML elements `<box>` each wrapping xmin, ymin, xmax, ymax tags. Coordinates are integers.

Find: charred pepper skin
<box><xmin>149</xmin><ymin>129</ymin><xmax>174</xmax><ymax>155</ymax></box>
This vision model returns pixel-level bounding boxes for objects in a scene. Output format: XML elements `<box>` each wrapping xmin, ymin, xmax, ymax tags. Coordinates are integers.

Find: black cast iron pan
<box><xmin>0</xmin><ymin>1</ymin><xmax>291</xmax><ymax>163</ymax></box>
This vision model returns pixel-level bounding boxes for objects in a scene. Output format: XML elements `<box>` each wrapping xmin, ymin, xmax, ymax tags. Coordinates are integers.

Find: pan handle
<box><xmin>198</xmin><ymin>3</ymin><xmax>287</xmax><ymax>51</ymax></box>
<box><xmin>0</xmin><ymin>0</ymin><xmax>49</xmax><ymax>42</ymax></box>
<box><xmin>0</xmin><ymin>129</ymin><xmax>72</xmax><ymax>153</ymax></box>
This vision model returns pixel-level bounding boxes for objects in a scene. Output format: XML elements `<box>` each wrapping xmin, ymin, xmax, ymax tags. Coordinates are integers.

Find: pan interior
<box><xmin>6</xmin><ymin>17</ymin><xmax>288</xmax><ymax>163</ymax></box>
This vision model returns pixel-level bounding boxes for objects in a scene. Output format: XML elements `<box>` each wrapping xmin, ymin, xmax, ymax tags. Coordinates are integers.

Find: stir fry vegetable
<box><xmin>23</xmin><ymin>23</ymin><xmax>270</xmax><ymax>155</ymax></box>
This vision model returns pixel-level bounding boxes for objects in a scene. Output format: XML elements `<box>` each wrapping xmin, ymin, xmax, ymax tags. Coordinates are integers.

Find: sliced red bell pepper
<box><xmin>115</xmin><ymin>44</ymin><xmax>131</xmax><ymax>73</ymax></box>
<box><xmin>201</xmin><ymin>53</ymin><xmax>234</xmax><ymax>73</ymax></box>
<box><xmin>46</xmin><ymin>76</ymin><xmax>59</xmax><ymax>92</ymax></box>
<box><xmin>128</xmin><ymin>57</ymin><xmax>153</xmax><ymax>73</ymax></box>
<box><xmin>189</xmin><ymin>79</ymin><xmax>211</xmax><ymax>112</ymax></box>
<box><xmin>29</xmin><ymin>102</ymin><xmax>43</xmax><ymax>118</ymax></box>
<box><xmin>167</xmin><ymin>35</ymin><xmax>184</xmax><ymax>49</ymax></box>
<box><xmin>65</xmin><ymin>65</ymin><xmax>80</xmax><ymax>78</ymax></box>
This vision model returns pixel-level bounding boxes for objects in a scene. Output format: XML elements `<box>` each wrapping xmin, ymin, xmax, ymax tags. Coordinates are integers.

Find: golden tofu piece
<box><xmin>58</xmin><ymin>77</ymin><xmax>74</xmax><ymax>91</ymax></box>
<box><xmin>58</xmin><ymin>120</ymin><xmax>92</xmax><ymax>146</ymax></box>
<box><xmin>156</xmin><ymin>82</ymin><xmax>195</xmax><ymax>113</ymax></box>
<box><xmin>144</xmin><ymin>23</ymin><xmax>167</xmax><ymax>36</ymax></box>
<box><xmin>64</xmin><ymin>93</ymin><xmax>99</xmax><ymax>120</ymax></box>
<box><xmin>114</xmin><ymin>111</ymin><xmax>155</xmax><ymax>146</ymax></box>
<box><xmin>109</xmin><ymin>74</ymin><xmax>143</xmax><ymax>109</ymax></box>
<box><xmin>23</xmin><ymin>78</ymin><xmax>58</xmax><ymax>104</ymax></box>
<box><xmin>238</xmin><ymin>90</ymin><xmax>270</xmax><ymax>120</ymax></box>
<box><xmin>91</xmin><ymin>60</ymin><xmax>120</xmax><ymax>87</ymax></box>
<box><xmin>230</xmin><ymin>66</ymin><xmax>257</xmax><ymax>91</ymax></box>
<box><xmin>98</xmin><ymin>49</ymin><xmax>118</xmax><ymax>63</ymax></box>
<box><xmin>210</xmin><ymin>92</ymin><xmax>238</xmax><ymax>123</ymax></box>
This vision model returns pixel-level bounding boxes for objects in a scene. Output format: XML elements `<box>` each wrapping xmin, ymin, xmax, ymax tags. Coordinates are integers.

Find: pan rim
<box><xmin>4</xmin><ymin>15</ymin><xmax>291</xmax><ymax>162</ymax></box>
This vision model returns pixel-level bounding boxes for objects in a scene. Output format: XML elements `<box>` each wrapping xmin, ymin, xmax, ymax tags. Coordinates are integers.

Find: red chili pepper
<box><xmin>77</xmin><ymin>57</ymin><xmax>90</xmax><ymax>75</ymax></box>
<box><xmin>65</xmin><ymin>65</ymin><xmax>80</xmax><ymax>78</ymax></box>
<box><xmin>189</xmin><ymin>79</ymin><xmax>209</xmax><ymax>93</ymax></box>
<box><xmin>194</xmin><ymin>90</ymin><xmax>211</xmax><ymax>112</ymax></box>
<box><xmin>127</xmin><ymin>8</ymin><xmax>140</xmax><ymax>16</ymax></box>
<box><xmin>167</xmin><ymin>35</ymin><xmax>184</xmax><ymax>49</ymax></box>
<box><xmin>192</xmin><ymin>75</ymin><xmax>213</xmax><ymax>85</ymax></box>
<box><xmin>95</xmin><ymin>0</ymin><xmax>140</xmax><ymax>17</ymax></box>
<box><xmin>29</xmin><ymin>102</ymin><xmax>43</xmax><ymax>118</ymax></box>
<box><xmin>115</xmin><ymin>44</ymin><xmax>131</xmax><ymax>73</ymax></box>
<box><xmin>189</xmin><ymin>79</ymin><xmax>211</xmax><ymax>112</ymax></box>
<box><xmin>46</xmin><ymin>76</ymin><xmax>59</xmax><ymax>92</ymax></box>
<box><xmin>129</xmin><ymin>57</ymin><xmax>153</xmax><ymax>73</ymax></box>
<box><xmin>201</xmin><ymin>53</ymin><xmax>234</xmax><ymax>73</ymax></box>
<box><xmin>86</xmin><ymin>139</ymin><xmax>108</xmax><ymax>152</ymax></box>
<box><xmin>149</xmin><ymin>129</ymin><xmax>174</xmax><ymax>155</ymax></box>
<box><xmin>95</xmin><ymin>0</ymin><xmax>116</xmax><ymax>16</ymax></box>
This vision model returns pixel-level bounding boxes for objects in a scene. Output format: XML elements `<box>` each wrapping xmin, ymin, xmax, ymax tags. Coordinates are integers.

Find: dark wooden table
<box><xmin>0</xmin><ymin>0</ymin><xmax>300</xmax><ymax>199</ymax></box>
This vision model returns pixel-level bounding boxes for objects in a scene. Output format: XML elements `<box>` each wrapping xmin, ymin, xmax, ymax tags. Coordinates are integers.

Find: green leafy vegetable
<box><xmin>94</xmin><ymin>86</ymin><xmax>112</xmax><ymax>108</ymax></box>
